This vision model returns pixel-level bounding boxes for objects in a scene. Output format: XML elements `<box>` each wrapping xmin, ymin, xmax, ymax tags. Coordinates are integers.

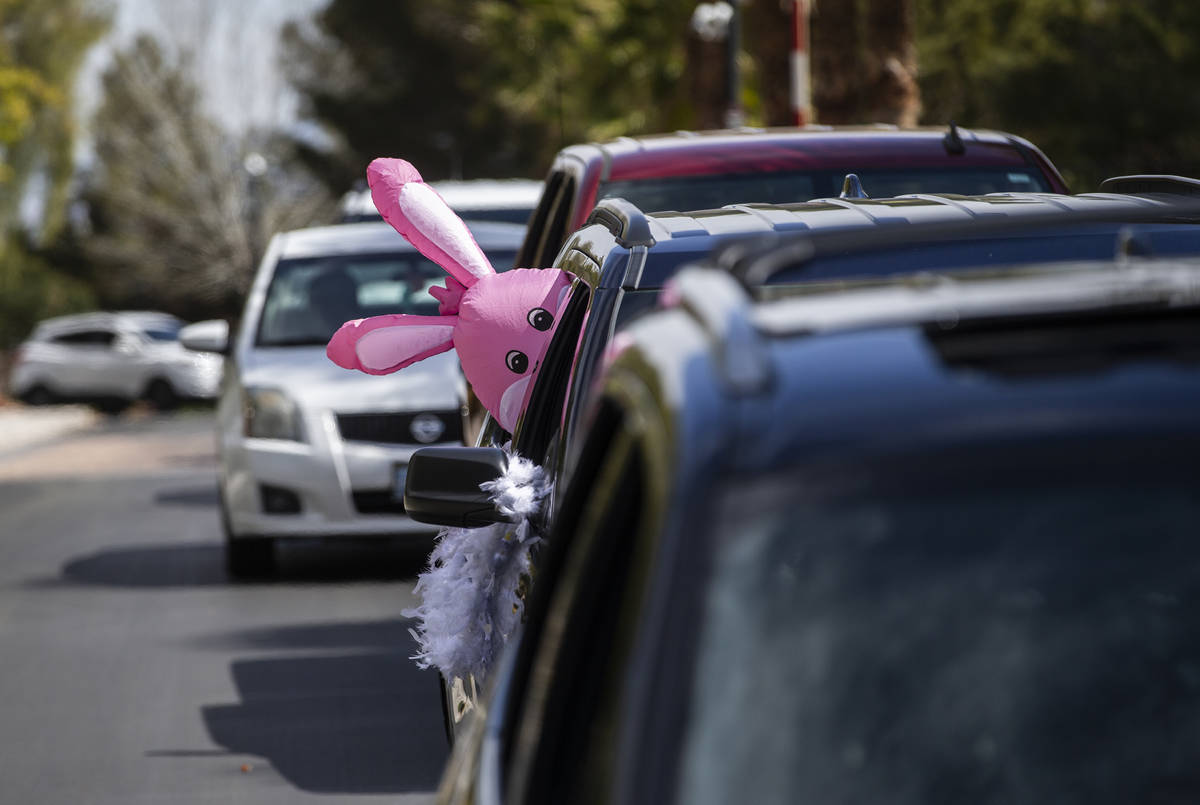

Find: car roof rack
<box><xmin>1098</xmin><ymin>175</ymin><xmax>1200</xmax><ymax>197</ymax></box>
<box><xmin>585</xmin><ymin>197</ymin><xmax>657</xmax><ymax>248</ymax></box>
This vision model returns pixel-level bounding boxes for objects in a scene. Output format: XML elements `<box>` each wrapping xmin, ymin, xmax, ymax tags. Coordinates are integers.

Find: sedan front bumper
<box><xmin>221</xmin><ymin>421</ymin><xmax>440</xmax><ymax>541</ymax></box>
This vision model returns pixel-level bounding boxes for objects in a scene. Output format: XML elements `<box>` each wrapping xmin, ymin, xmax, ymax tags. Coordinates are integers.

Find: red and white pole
<box><xmin>791</xmin><ymin>0</ymin><xmax>811</xmax><ymax>126</ymax></box>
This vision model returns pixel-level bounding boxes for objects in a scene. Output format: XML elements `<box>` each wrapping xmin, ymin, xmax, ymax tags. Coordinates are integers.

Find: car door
<box><xmin>105</xmin><ymin>329</ymin><xmax>151</xmax><ymax>397</ymax></box>
<box><xmin>46</xmin><ymin>329</ymin><xmax>119</xmax><ymax>395</ymax></box>
<box><xmin>497</xmin><ymin>392</ymin><xmax>671</xmax><ymax>805</ymax></box>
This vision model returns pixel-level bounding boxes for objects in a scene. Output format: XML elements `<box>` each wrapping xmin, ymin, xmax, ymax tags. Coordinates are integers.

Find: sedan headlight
<box><xmin>243</xmin><ymin>387</ymin><xmax>306</xmax><ymax>441</ymax></box>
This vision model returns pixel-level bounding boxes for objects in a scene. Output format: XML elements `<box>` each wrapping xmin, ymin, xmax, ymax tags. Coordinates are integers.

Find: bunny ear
<box><xmin>327</xmin><ymin>314</ymin><xmax>457</xmax><ymax>375</ymax></box>
<box><xmin>368</xmin><ymin>158</ymin><xmax>495</xmax><ymax>288</ymax></box>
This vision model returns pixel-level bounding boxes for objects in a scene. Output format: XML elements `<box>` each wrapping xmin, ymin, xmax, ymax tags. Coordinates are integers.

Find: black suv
<box><xmin>407</xmin><ymin>186</ymin><xmax>1200</xmax><ymax>535</ymax></box>
<box><xmin>406</xmin><ymin>186</ymin><xmax>1200</xmax><ymax>737</ymax></box>
<box><xmin>437</xmin><ymin>258</ymin><xmax>1200</xmax><ymax>805</ymax></box>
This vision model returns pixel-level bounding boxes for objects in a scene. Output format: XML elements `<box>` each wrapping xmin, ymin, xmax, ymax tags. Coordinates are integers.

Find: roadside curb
<box><xmin>0</xmin><ymin>406</ymin><xmax>100</xmax><ymax>458</ymax></box>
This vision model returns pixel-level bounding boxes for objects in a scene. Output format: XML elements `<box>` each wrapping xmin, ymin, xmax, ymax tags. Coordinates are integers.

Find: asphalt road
<box><xmin>0</xmin><ymin>410</ymin><xmax>447</xmax><ymax>804</ymax></box>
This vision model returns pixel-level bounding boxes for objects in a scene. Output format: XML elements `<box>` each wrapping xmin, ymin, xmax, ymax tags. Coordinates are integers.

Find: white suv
<box><xmin>9</xmin><ymin>311</ymin><xmax>222</xmax><ymax>411</ymax></box>
<box><xmin>183</xmin><ymin>219</ymin><xmax>525</xmax><ymax>576</ymax></box>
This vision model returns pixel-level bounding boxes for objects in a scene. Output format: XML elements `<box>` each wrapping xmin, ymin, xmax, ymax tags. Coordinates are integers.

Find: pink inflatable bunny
<box><xmin>326</xmin><ymin>158</ymin><xmax>571</xmax><ymax>432</ymax></box>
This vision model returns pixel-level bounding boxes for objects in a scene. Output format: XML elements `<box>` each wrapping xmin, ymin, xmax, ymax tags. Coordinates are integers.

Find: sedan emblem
<box><xmin>410</xmin><ymin>413</ymin><xmax>446</xmax><ymax>444</ymax></box>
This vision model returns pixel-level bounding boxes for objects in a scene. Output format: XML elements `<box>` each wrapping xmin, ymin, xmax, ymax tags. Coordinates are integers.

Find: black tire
<box><xmin>220</xmin><ymin>494</ymin><xmax>275</xmax><ymax>578</ymax></box>
<box><xmin>22</xmin><ymin>385</ymin><xmax>53</xmax><ymax>406</ymax></box>
<box><xmin>93</xmin><ymin>397</ymin><xmax>130</xmax><ymax>415</ymax></box>
<box><xmin>225</xmin><ymin>537</ymin><xmax>275</xmax><ymax>578</ymax></box>
<box><xmin>144</xmin><ymin>378</ymin><xmax>179</xmax><ymax>411</ymax></box>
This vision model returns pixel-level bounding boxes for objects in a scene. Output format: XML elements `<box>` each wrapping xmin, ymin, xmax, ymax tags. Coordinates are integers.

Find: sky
<box><xmin>19</xmin><ymin>0</ymin><xmax>331</xmax><ymax>231</ymax></box>
<box><xmin>78</xmin><ymin>0</ymin><xmax>330</xmax><ymax>139</ymax></box>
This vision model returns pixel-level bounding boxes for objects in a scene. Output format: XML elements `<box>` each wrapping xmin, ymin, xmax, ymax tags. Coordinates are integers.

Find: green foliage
<box><xmin>281</xmin><ymin>0</ymin><xmax>549</xmax><ymax>188</ymax></box>
<box><xmin>0</xmin><ymin>0</ymin><xmax>107</xmax><ymax>350</ymax></box>
<box><xmin>0</xmin><ymin>0</ymin><xmax>108</xmax><ymax>241</ymax></box>
<box><xmin>917</xmin><ymin>0</ymin><xmax>1200</xmax><ymax>189</ymax></box>
<box><xmin>81</xmin><ymin>36</ymin><xmax>333</xmax><ymax>322</ymax></box>
<box><xmin>473</xmin><ymin>0</ymin><xmax>697</xmax><ymax>145</ymax></box>
<box><xmin>283</xmin><ymin>0</ymin><xmax>703</xmax><ymax>189</ymax></box>
<box><xmin>0</xmin><ymin>236</ymin><xmax>96</xmax><ymax>348</ymax></box>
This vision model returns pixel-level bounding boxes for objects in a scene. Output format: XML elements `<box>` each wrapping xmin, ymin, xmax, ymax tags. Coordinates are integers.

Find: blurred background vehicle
<box><xmin>437</xmin><ymin>257</ymin><xmax>1200</xmax><ymax>805</ymax></box>
<box><xmin>8</xmin><ymin>311</ymin><xmax>222</xmax><ymax>412</ymax></box>
<box><xmin>183</xmin><ymin>218</ymin><xmax>525</xmax><ymax>577</ymax></box>
<box><xmin>339</xmin><ymin>177</ymin><xmax>544</xmax><ymax>225</ymax></box>
<box><xmin>515</xmin><ymin>125</ymin><xmax>1069</xmax><ymax>268</ymax></box>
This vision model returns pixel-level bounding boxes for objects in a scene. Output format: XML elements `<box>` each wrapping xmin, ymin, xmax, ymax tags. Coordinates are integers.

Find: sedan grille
<box><xmin>351</xmin><ymin>491</ymin><xmax>406</xmax><ymax>515</ymax></box>
<box><xmin>336</xmin><ymin>411</ymin><xmax>463</xmax><ymax>445</ymax></box>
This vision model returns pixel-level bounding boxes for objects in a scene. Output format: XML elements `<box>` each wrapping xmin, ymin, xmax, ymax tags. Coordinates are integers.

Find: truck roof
<box><xmin>558</xmin><ymin>126</ymin><xmax>1064</xmax><ymax>186</ymax></box>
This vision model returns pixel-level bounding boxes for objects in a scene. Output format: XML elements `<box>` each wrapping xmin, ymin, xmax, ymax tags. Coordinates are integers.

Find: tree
<box><xmin>81</xmin><ymin>36</ymin><xmax>333</xmax><ymax>320</ymax></box>
<box><xmin>0</xmin><ymin>0</ymin><xmax>107</xmax><ymax>240</ymax></box>
<box><xmin>281</xmin><ymin>0</ymin><xmax>549</xmax><ymax>191</ymax></box>
<box><xmin>0</xmin><ymin>0</ymin><xmax>108</xmax><ymax>353</ymax></box>
<box><xmin>917</xmin><ymin>0</ymin><xmax>1200</xmax><ymax>190</ymax></box>
<box><xmin>471</xmin><ymin>0</ymin><xmax>699</xmax><ymax>149</ymax></box>
<box><xmin>803</xmin><ymin>0</ymin><xmax>921</xmax><ymax>126</ymax></box>
<box><xmin>283</xmin><ymin>0</ymin><xmax>708</xmax><ymax>191</ymax></box>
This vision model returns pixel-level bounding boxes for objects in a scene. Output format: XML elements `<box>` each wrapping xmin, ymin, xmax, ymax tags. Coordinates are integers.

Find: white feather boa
<box><xmin>402</xmin><ymin>451</ymin><xmax>551</xmax><ymax>682</ymax></box>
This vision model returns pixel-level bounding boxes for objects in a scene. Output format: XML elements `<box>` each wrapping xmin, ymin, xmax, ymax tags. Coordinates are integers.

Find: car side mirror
<box><xmin>404</xmin><ymin>447</ymin><xmax>510</xmax><ymax>528</ymax></box>
<box><xmin>180</xmin><ymin>319</ymin><xmax>230</xmax><ymax>355</ymax></box>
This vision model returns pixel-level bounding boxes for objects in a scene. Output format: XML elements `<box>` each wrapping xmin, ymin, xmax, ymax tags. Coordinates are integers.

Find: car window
<box><xmin>50</xmin><ymin>330</ymin><xmax>116</xmax><ymax>347</ymax></box>
<box><xmin>474</xmin><ymin>413</ymin><xmax>510</xmax><ymax>448</ymax></box>
<box><xmin>760</xmin><ymin>223</ymin><xmax>1200</xmax><ymax>285</ymax></box>
<box><xmin>456</xmin><ymin>207</ymin><xmax>534</xmax><ymax>226</ymax></box>
<box><xmin>597</xmin><ymin>167</ymin><xmax>1050</xmax><ymax>214</ymax></box>
<box><xmin>512</xmin><ymin>281</ymin><xmax>591</xmax><ymax>464</ymax></box>
<box><xmin>255</xmin><ymin>250</ymin><xmax>516</xmax><ymax>347</ymax></box>
<box><xmin>529</xmin><ymin>176</ymin><xmax>578</xmax><ymax>269</ymax></box>
<box><xmin>519</xmin><ymin>172</ymin><xmax>563</xmax><ymax>268</ymax></box>
<box><xmin>674</xmin><ymin>438</ymin><xmax>1200</xmax><ymax>805</ymax></box>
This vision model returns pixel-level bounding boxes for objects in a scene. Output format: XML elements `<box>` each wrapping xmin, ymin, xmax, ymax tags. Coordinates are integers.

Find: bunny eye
<box><xmin>505</xmin><ymin>350</ymin><xmax>529</xmax><ymax>374</ymax></box>
<box><xmin>527</xmin><ymin>308</ymin><xmax>553</xmax><ymax>331</ymax></box>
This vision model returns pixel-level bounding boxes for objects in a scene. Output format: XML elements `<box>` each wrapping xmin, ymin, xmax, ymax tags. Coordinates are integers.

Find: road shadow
<box><xmin>51</xmin><ymin>539</ymin><xmax>431</xmax><ymax>588</ymax></box>
<box><xmin>153</xmin><ymin>484</ymin><xmax>220</xmax><ymax>507</ymax></box>
<box><xmin>189</xmin><ymin>617</ymin><xmax>414</xmax><ymax>653</ymax></box>
<box><xmin>201</xmin><ymin>623</ymin><xmax>447</xmax><ymax>794</ymax></box>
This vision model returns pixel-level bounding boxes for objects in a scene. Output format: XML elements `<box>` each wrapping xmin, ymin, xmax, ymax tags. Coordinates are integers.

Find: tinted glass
<box><xmin>599</xmin><ymin>168</ymin><xmax>1050</xmax><ymax>214</ymax></box>
<box><xmin>51</xmin><ymin>330</ymin><xmax>115</xmax><ymax>347</ymax></box>
<box><xmin>677</xmin><ymin>438</ymin><xmax>1200</xmax><ymax>805</ymax></box>
<box><xmin>344</xmin><ymin>209</ymin><xmax>534</xmax><ymax>225</ymax></box>
<box><xmin>456</xmin><ymin>208</ymin><xmax>534</xmax><ymax>226</ymax></box>
<box><xmin>142</xmin><ymin>327</ymin><xmax>180</xmax><ymax>342</ymax></box>
<box><xmin>256</xmin><ymin>251</ymin><xmax>516</xmax><ymax>346</ymax></box>
<box><xmin>767</xmin><ymin>223</ymin><xmax>1200</xmax><ymax>284</ymax></box>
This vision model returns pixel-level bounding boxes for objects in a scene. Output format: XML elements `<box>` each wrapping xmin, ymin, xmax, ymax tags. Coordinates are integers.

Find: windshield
<box><xmin>255</xmin><ymin>251</ymin><xmax>516</xmax><ymax>346</ymax></box>
<box><xmin>677</xmin><ymin>438</ymin><xmax>1200</xmax><ymax>805</ymax></box>
<box><xmin>765</xmin><ymin>223</ymin><xmax>1200</xmax><ymax>284</ymax></box>
<box><xmin>599</xmin><ymin>167</ymin><xmax>1049</xmax><ymax>214</ymax></box>
<box><xmin>141</xmin><ymin>325</ymin><xmax>181</xmax><ymax>342</ymax></box>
